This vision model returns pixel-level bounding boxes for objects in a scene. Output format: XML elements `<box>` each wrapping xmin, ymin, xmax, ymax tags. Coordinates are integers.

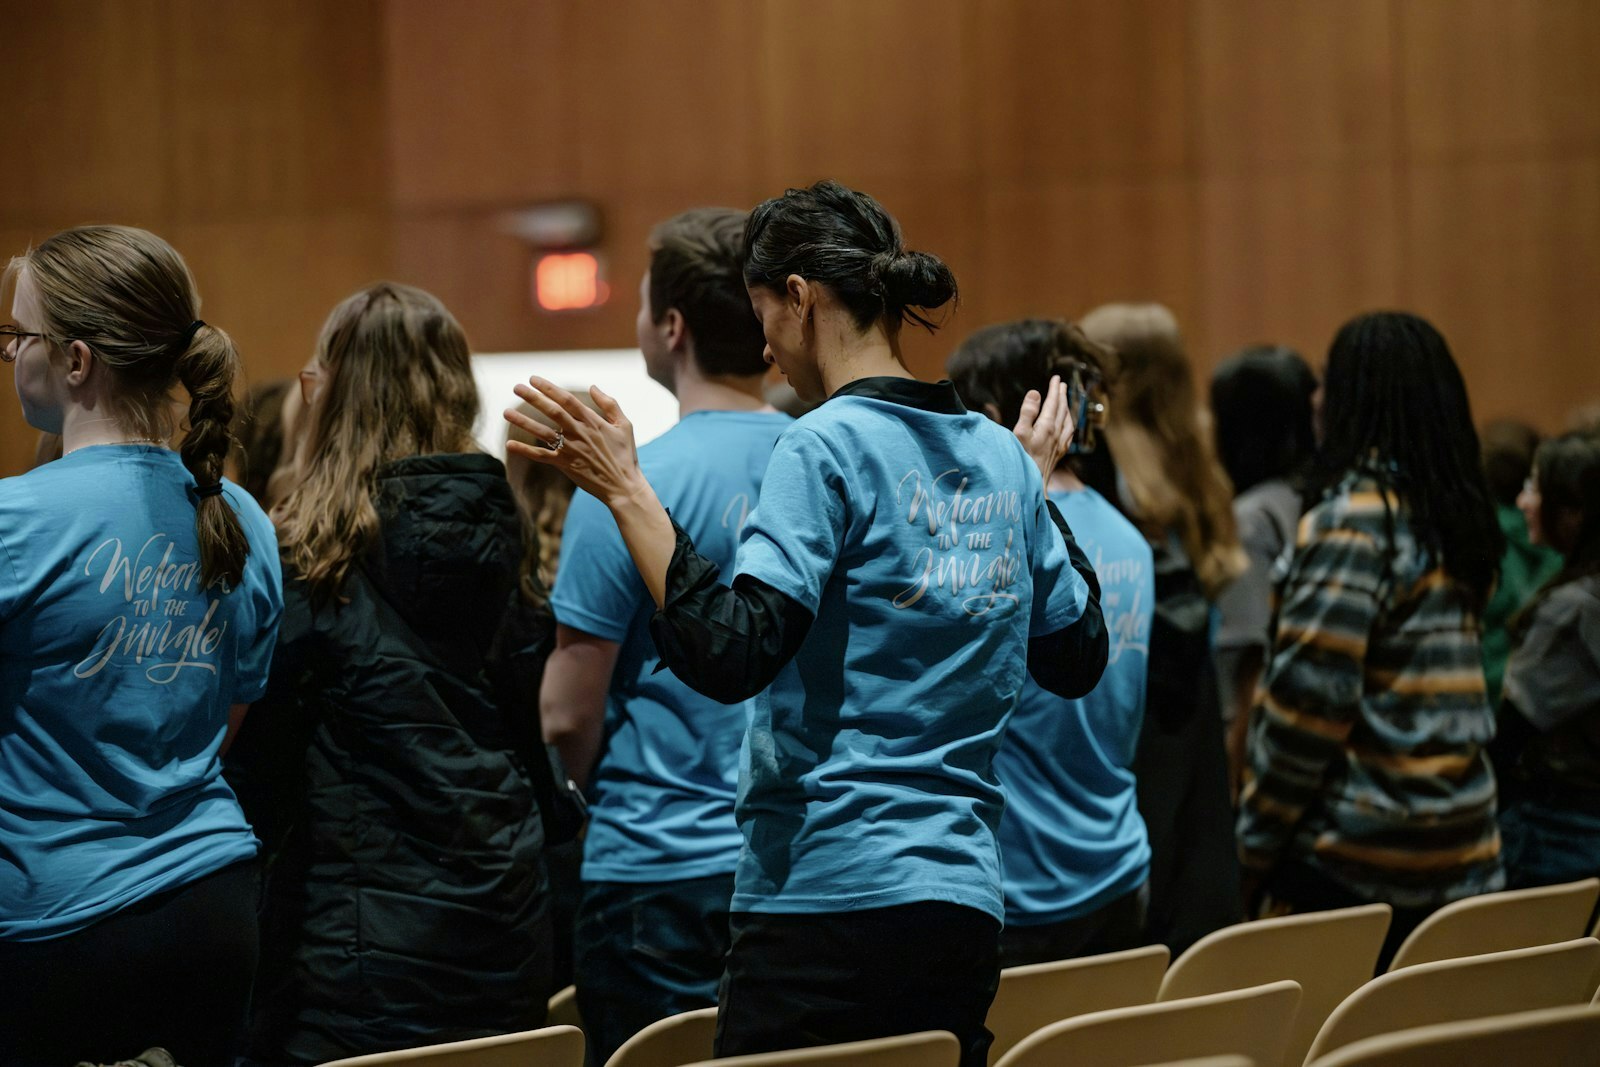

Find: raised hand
<box><xmin>1012</xmin><ymin>375</ymin><xmax>1076</xmax><ymax>483</ymax></box>
<box><xmin>504</xmin><ymin>377</ymin><xmax>644</xmax><ymax>507</ymax></box>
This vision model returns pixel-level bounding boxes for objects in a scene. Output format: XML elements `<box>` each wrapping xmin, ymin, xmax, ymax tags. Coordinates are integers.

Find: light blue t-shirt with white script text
<box><xmin>0</xmin><ymin>445</ymin><xmax>283</xmax><ymax>941</ymax></box>
<box><xmin>731</xmin><ymin>390</ymin><xmax>1088</xmax><ymax>921</ymax></box>
<box><xmin>997</xmin><ymin>486</ymin><xmax>1153</xmax><ymax>925</ymax></box>
<box><xmin>552</xmin><ymin>410</ymin><xmax>792</xmax><ymax>882</ymax></box>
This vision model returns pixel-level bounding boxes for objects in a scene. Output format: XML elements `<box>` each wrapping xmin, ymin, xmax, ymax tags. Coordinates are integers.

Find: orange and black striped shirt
<box><xmin>1237</xmin><ymin>471</ymin><xmax>1503</xmax><ymax>908</ymax></box>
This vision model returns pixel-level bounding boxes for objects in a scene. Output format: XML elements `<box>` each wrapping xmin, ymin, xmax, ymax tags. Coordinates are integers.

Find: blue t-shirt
<box><xmin>0</xmin><ymin>445</ymin><xmax>283</xmax><ymax>941</ymax></box>
<box><xmin>996</xmin><ymin>486</ymin><xmax>1154</xmax><ymax>926</ymax></box>
<box><xmin>552</xmin><ymin>410</ymin><xmax>792</xmax><ymax>882</ymax></box>
<box><xmin>730</xmin><ymin>385</ymin><xmax>1088</xmax><ymax>920</ymax></box>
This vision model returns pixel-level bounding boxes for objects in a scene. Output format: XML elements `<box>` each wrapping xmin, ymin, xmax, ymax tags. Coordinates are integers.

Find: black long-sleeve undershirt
<box><xmin>648</xmin><ymin>499</ymin><xmax>1108</xmax><ymax>705</ymax></box>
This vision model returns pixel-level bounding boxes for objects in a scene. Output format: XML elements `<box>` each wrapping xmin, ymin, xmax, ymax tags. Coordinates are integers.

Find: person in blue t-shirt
<box><xmin>543</xmin><ymin>208</ymin><xmax>792</xmax><ymax>1065</ymax></box>
<box><xmin>0</xmin><ymin>226</ymin><xmax>283</xmax><ymax>1067</ymax></box>
<box><xmin>506</xmin><ymin>180</ymin><xmax>1107</xmax><ymax>1067</ymax></box>
<box><xmin>949</xmin><ymin>319</ymin><xmax>1156</xmax><ymax>965</ymax></box>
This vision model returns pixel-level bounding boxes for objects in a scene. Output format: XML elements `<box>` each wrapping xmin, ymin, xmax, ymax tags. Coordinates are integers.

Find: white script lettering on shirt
<box><xmin>893</xmin><ymin>468</ymin><xmax>1027</xmax><ymax>616</ymax></box>
<box><xmin>1090</xmin><ymin>543</ymin><xmax>1150</xmax><ymax>665</ymax></box>
<box><xmin>722</xmin><ymin>492</ymin><xmax>752</xmax><ymax>533</ymax></box>
<box><xmin>73</xmin><ymin>534</ymin><xmax>229</xmax><ymax>683</ymax></box>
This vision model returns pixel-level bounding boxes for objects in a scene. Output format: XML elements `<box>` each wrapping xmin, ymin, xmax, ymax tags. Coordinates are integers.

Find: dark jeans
<box><xmin>0</xmin><ymin>858</ymin><xmax>259</xmax><ymax>1067</ymax></box>
<box><xmin>716</xmin><ymin>902</ymin><xmax>1002</xmax><ymax>1067</ymax></box>
<box><xmin>1500</xmin><ymin>799</ymin><xmax>1600</xmax><ymax>890</ymax></box>
<box><xmin>999</xmin><ymin>882</ymin><xmax>1150</xmax><ymax>968</ymax></box>
<box><xmin>574</xmin><ymin>873</ymin><xmax>735</xmax><ymax>1067</ymax></box>
<box><xmin>1261</xmin><ymin>861</ymin><xmax>1434</xmax><ymax>974</ymax></box>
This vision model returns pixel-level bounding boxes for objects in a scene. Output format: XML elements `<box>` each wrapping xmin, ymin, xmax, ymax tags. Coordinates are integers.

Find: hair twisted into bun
<box><xmin>744</xmin><ymin>179</ymin><xmax>958</xmax><ymax>333</ymax></box>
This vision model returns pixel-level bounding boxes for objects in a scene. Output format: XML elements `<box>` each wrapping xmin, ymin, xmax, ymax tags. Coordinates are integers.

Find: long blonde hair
<box><xmin>504</xmin><ymin>400</ymin><xmax>584</xmax><ymax>606</ymax></box>
<box><xmin>9</xmin><ymin>225</ymin><xmax>249</xmax><ymax>588</ymax></box>
<box><xmin>275</xmin><ymin>283</ymin><xmax>479</xmax><ymax>601</ymax></box>
<box><xmin>1080</xmin><ymin>303</ymin><xmax>1245</xmax><ymax>599</ymax></box>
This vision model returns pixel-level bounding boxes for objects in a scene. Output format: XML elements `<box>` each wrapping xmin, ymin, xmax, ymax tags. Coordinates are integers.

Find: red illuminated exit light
<box><xmin>534</xmin><ymin>252</ymin><xmax>609</xmax><ymax>311</ymax></box>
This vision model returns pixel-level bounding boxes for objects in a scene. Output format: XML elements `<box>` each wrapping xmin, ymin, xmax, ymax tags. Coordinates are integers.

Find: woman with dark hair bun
<box><xmin>506</xmin><ymin>180</ymin><xmax>1106</xmax><ymax>1066</ymax></box>
<box><xmin>1237</xmin><ymin>310</ymin><xmax>1505</xmax><ymax>971</ymax></box>
<box><xmin>1494</xmin><ymin>432</ymin><xmax>1600</xmax><ymax>888</ymax></box>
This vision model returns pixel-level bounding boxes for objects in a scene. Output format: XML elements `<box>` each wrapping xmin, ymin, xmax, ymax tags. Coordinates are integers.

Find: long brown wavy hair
<box><xmin>274</xmin><ymin>282</ymin><xmax>480</xmax><ymax>602</ymax></box>
<box><xmin>1080</xmin><ymin>302</ymin><xmax>1245</xmax><ymax>599</ymax></box>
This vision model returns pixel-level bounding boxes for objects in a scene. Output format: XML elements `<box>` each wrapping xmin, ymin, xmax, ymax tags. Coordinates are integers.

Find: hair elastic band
<box><xmin>176</xmin><ymin>319</ymin><xmax>206</xmax><ymax>352</ymax></box>
<box><xmin>194</xmin><ymin>482</ymin><xmax>225</xmax><ymax>499</ymax></box>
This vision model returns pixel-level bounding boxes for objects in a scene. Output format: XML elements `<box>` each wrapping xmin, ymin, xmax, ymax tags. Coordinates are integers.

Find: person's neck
<box><xmin>60</xmin><ymin>409</ymin><xmax>165</xmax><ymax>455</ymax></box>
<box><xmin>1048</xmin><ymin>466</ymin><xmax>1085</xmax><ymax>495</ymax></box>
<box><xmin>819</xmin><ymin>324</ymin><xmax>914</xmax><ymax>398</ymax></box>
<box><xmin>674</xmin><ymin>361</ymin><xmax>774</xmax><ymax>418</ymax></box>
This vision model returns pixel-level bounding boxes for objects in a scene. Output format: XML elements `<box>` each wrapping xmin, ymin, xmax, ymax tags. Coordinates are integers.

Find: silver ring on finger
<box><xmin>550</xmin><ymin>430</ymin><xmax>565</xmax><ymax>452</ymax></box>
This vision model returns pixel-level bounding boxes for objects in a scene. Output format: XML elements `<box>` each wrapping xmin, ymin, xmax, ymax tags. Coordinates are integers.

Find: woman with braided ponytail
<box><xmin>0</xmin><ymin>225</ymin><xmax>283</xmax><ymax>1065</ymax></box>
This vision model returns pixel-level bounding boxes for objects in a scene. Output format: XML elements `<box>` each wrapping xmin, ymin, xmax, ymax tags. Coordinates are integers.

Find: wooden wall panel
<box><xmin>1</xmin><ymin>1</ymin><xmax>167</xmax><ymax>227</ymax></box>
<box><xmin>164</xmin><ymin>0</ymin><xmax>388</xmax><ymax>221</ymax></box>
<box><xmin>6</xmin><ymin>0</ymin><xmax>1600</xmax><ymax>475</ymax></box>
<box><xmin>1198</xmin><ymin>167</ymin><xmax>1401</xmax><ymax>367</ymax></box>
<box><xmin>1400</xmin><ymin>0</ymin><xmax>1600</xmax><ymax>162</ymax></box>
<box><xmin>760</xmin><ymin>0</ymin><xmax>974</xmax><ymax>186</ymax></box>
<box><xmin>567</xmin><ymin>2</ymin><xmax>765</xmax><ymax>193</ymax></box>
<box><xmin>171</xmin><ymin>214</ymin><xmax>393</xmax><ymax>385</ymax></box>
<box><xmin>976</xmin><ymin>178</ymin><xmax>1202</xmax><ymax>345</ymax></box>
<box><xmin>972</xmin><ymin>0</ymin><xmax>1190</xmax><ymax>182</ymax></box>
<box><xmin>384</xmin><ymin>0</ymin><xmax>575</xmax><ymax>208</ymax></box>
<box><xmin>1192</xmin><ymin>0</ymin><xmax>1395</xmax><ymax>170</ymax></box>
<box><xmin>1407</xmin><ymin>157</ymin><xmax>1600</xmax><ymax>426</ymax></box>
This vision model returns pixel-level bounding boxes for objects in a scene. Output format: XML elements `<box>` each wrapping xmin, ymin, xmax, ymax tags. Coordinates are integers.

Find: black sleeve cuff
<box><xmin>648</xmin><ymin>520</ymin><xmax>814</xmax><ymax>704</ymax></box>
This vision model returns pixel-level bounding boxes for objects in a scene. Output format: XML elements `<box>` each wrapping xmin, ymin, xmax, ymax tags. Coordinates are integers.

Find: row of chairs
<box><xmin>317</xmin><ymin>998</ymin><xmax>1600</xmax><ymax>1067</ymax></box>
<box><xmin>320</xmin><ymin>877</ymin><xmax>1600</xmax><ymax>1067</ymax></box>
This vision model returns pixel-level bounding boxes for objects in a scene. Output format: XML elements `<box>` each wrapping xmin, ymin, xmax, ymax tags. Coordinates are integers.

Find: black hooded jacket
<box><xmin>226</xmin><ymin>453</ymin><xmax>553</xmax><ymax>1064</ymax></box>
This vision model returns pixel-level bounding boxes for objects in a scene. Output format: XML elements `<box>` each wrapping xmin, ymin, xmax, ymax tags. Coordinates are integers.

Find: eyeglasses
<box><xmin>0</xmin><ymin>325</ymin><xmax>49</xmax><ymax>363</ymax></box>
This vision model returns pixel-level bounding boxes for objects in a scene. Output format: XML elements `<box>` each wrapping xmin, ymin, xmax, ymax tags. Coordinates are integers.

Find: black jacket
<box><xmin>226</xmin><ymin>453</ymin><xmax>553</xmax><ymax>1064</ymax></box>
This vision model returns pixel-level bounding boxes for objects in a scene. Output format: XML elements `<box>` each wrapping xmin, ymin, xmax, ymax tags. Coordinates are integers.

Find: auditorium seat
<box><xmin>1302</xmin><ymin>937</ymin><xmax>1600</xmax><ymax>1064</ymax></box>
<box><xmin>605</xmin><ymin>1006</ymin><xmax>718</xmax><ymax>1067</ymax></box>
<box><xmin>985</xmin><ymin>944</ymin><xmax>1170</xmax><ymax>1064</ymax></box>
<box><xmin>1305</xmin><ymin>1003</ymin><xmax>1600</xmax><ymax>1067</ymax></box>
<box><xmin>679</xmin><ymin>1031</ymin><xmax>959</xmax><ymax>1067</ymax></box>
<box><xmin>1157</xmin><ymin>904</ymin><xmax>1390</xmax><ymax>1067</ymax></box>
<box><xmin>1386</xmin><ymin>878</ymin><xmax>1600</xmax><ymax>972</ymax></box>
<box><xmin>317</xmin><ymin>1024</ymin><xmax>584</xmax><ymax>1067</ymax></box>
<box><xmin>992</xmin><ymin>981</ymin><xmax>1301</xmax><ymax>1067</ymax></box>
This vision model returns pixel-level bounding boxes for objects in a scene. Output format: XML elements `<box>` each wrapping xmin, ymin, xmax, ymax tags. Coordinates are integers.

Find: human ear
<box><xmin>786</xmin><ymin>274</ymin><xmax>813</xmax><ymax>324</ymax></box>
<box><xmin>663</xmin><ymin>307</ymin><xmax>688</xmax><ymax>352</ymax></box>
<box><xmin>64</xmin><ymin>340</ymin><xmax>95</xmax><ymax>387</ymax></box>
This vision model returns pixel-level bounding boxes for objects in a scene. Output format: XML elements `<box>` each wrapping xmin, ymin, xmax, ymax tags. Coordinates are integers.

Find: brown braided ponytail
<box><xmin>175</xmin><ymin>323</ymin><xmax>251</xmax><ymax>587</ymax></box>
<box><xmin>11</xmin><ymin>225</ymin><xmax>251</xmax><ymax>588</ymax></box>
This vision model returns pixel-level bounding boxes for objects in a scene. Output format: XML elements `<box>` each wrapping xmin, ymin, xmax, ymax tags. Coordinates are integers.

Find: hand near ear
<box><xmin>1012</xmin><ymin>375</ymin><xmax>1076</xmax><ymax>483</ymax></box>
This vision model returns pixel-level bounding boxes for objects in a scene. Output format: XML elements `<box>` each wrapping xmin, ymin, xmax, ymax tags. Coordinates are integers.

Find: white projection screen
<box><xmin>471</xmin><ymin>349</ymin><xmax>678</xmax><ymax>459</ymax></box>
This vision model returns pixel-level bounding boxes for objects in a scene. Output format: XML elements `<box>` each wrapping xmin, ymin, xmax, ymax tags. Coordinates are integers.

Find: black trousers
<box><xmin>715</xmin><ymin>902</ymin><xmax>1001</xmax><ymax>1067</ymax></box>
<box><xmin>999</xmin><ymin>882</ymin><xmax>1150</xmax><ymax>969</ymax></box>
<box><xmin>0</xmin><ymin>858</ymin><xmax>259</xmax><ymax>1067</ymax></box>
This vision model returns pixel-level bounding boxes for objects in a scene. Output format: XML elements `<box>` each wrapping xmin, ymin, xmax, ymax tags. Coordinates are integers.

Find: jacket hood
<box><xmin>365</xmin><ymin>452</ymin><xmax>523</xmax><ymax>656</ymax></box>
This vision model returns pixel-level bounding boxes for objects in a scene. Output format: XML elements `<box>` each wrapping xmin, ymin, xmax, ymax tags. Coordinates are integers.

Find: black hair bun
<box><xmin>871</xmin><ymin>249</ymin><xmax>957</xmax><ymax>312</ymax></box>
